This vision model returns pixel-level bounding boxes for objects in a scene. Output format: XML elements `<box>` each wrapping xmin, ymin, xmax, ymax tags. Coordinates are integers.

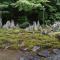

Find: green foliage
<box><xmin>17</xmin><ymin>16</ymin><xmax>29</xmax><ymax>28</ymax></box>
<box><xmin>15</xmin><ymin>0</ymin><xmax>48</xmax><ymax>11</ymax></box>
<box><xmin>0</xmin><ymin>0</ymin><xmax>60</xmax><ymax>25</ymax></box>
<box><xmin>20</xmin><ymin>22</ymin><xmax>29</xmax><ymax>28</ymax></box>
<box><xmin>55</xmin><ymin>12</ymin><xmax>60</xmax><ymax>20</ymax></box>
<box><xmin>0</xmin><ymin>29</ymin><xmax>60</xmax><ymax>50</ymax></box>
<box><xmin>18</xmin><ymin>16</ymin><xmax>28</xmax><ymax>24</ymax></box>
<box><xmin>0</xmin><ymin>3</ymin><xmax>8</xmax><ymax>9</ymax></box>
<box><xmin>0</xmin><ymin>0</ymin><xmax>17</xmax><ymax>9</ymax></box>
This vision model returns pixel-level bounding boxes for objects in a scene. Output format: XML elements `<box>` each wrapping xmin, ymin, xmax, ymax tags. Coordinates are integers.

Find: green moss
<box><xmin>0</xmin><ymin>29</ymin><xmax>60</xmax><ymax>50</ymax></box>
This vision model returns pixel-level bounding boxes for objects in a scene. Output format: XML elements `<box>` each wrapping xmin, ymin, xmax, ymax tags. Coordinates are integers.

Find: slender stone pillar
<box><xmin>0</xmin><ymin>11</ymin><xmax>2</xmax><ymax>28</ymax></box>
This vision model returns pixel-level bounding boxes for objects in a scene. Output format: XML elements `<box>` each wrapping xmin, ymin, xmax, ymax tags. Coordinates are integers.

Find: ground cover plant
<box><xmin>0</xmin><ymin>28</ymin><xmax>59</xmax><ymax>51</ymax></box>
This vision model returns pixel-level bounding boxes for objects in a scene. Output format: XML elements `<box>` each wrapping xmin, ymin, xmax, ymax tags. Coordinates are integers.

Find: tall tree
<box><xmin>15</xmin><ymin>0</ymin><xmax>48</xmax><ymax>11</ymax></box>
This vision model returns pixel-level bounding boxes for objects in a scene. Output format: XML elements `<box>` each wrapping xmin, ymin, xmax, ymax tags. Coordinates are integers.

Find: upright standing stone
<box><xmin>52</xmin><ymin>21</ymin><xmax>60</xmax><ymax>32</ymax></box>
<box><xmin>0</xmin><ymin>11</ymin><xmax>2</xmax><ymax>28</ymax></box>
<box><xmin>0</xmin><ymin>18</ymin><xmax>2</xmax><ymax>28</ymax></box>
<box><xmin>33</xmin><ymin>21</ymin><xmax>38</xmax><ymax>31</ymax></box>
<box><xmin>37</xmin><ymin>21</ymin><xmax>40</xmax><ymax>28</ymax></box>
<box><xmin>10</xmin><ymin>20</ymin><xmax>15</xmax><ymax>28</ymax></box>
<box><xmin>37</xmin><ymin>20</ymin><xmax>40</xmax><ymax>30</ymax></box>
<box><xmin>3</xmin><ymin>21</ymin><xmax>11</xmax><ymax>29</ymax></box>
<box><xmin>16</xmin><ymin>24</ymin><xmax>19</xmax><ymax>28</ymax></box>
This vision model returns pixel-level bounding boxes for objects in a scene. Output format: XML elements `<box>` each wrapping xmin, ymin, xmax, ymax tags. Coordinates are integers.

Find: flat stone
<box><xmin>53</xmin><ymin>49</ymin><xmax>60</xmax><ymax>54</ymax></box>
<box><xmin>32</xmin><ymin>46</ymin><xmax>40</xmax><ymax>52</ymax></box>
<box><xmin>20</xmin><ymin>47</ymin><xmax>28</xmax><ymax>51</ymax></box>
<box><xmin>37</xmin><ymin>50</ymin><xmax>49</xmax><ymax>57</ymax></box>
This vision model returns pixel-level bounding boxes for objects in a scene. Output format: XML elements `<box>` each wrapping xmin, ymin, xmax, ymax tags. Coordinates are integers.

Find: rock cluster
<box><xmin>52</xmin><ymin>21</ymin><xmax>60</xmax><ymax>32</ymax></box>
<box><xmin>25</xmin><ymin>21</ymin><xmax>42</xmax><ymax>31</ymax></box>
<box><xmin>0</xmin><ymin>20</ymin><xmax>19</xmax><ymax>29</ymax></box>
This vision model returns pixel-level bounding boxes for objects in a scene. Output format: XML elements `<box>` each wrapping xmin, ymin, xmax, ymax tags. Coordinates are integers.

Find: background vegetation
<box><xmin>0</xmin><ymin>0</ymin><xmax>60</xmax><ymax>26</ymax></box>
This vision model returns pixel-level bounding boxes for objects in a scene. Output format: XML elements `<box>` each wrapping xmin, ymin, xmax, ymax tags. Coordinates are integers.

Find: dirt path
<box><xmin>0</xmin><ymin>49</ymin><xmax>21</xmax><ymax>60</ymax></box>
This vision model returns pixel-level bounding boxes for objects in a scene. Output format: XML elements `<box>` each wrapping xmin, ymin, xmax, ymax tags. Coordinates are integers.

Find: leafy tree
<box><xmin>0</xmin><ymin>0</ymin><xmax>60</xmax><ymax>25</ymax></box>
<box><xmin>15</xmin><ymin>0</ymin><xmax>48</xmax><ymax>11</ymax></box>
<box><xmin>0</xmin><ymin>0</ymin><xmax>16</xmax><ymax>9</ymax></box>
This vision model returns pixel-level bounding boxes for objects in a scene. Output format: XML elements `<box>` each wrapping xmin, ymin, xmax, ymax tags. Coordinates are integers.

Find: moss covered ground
<box><xmin>0</xmin><ymin>28</ymin><xmax>60</xmax><ymax>50</ymax></box>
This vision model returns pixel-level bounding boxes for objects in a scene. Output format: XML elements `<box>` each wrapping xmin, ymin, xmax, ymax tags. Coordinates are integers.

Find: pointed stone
<box><xmin>37</xmin><ymin>21</ymin><xmax>40</xmax><ymax>27</ymax></box>
<box><xmin>0</xmin><ymin>18</ymin><xmax>2</xmax><ymax>28</ymax></box>
<box><xmin>33</xmin><ymin>21</ymin><xmax>38</xmax><ymax>31</ymax></box>
<box><xmin>10</xmin><ymin>20</ymin><xmax>15</xmax><ymax>28</ymax></box>
<box><xmin>3</xmin><ymin>21</ymin><xmax>11</xmax><ymax>29</ymax></box>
